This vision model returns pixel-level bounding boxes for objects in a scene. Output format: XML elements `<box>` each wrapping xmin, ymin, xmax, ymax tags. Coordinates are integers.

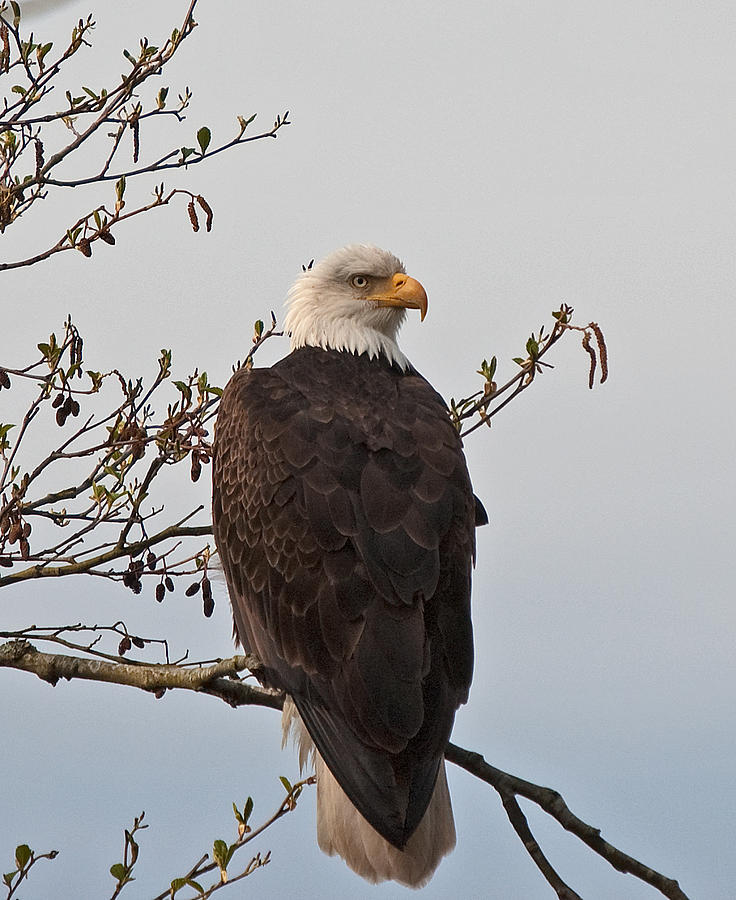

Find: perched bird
<box><xmin>212</xmin><ymin>244</ymin><xmax>484</xmax><ymax>887</ymax></box>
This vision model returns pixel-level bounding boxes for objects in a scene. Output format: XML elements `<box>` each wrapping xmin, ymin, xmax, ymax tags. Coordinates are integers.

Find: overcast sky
<box><xmin>3</xmin><ymin>1</ymin><xmax>735</xmax><ymax>898</ymax></box>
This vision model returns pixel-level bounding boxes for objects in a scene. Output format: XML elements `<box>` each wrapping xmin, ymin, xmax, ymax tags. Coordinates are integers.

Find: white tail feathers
<box><xmin>282</xmin><ymin>698</ymin><xmax>456</xmax><ymax>888</ymax></box>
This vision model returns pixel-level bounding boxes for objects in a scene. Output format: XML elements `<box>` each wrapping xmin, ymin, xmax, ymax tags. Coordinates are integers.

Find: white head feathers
<box><xmin>284</xmin><ymin>244</ymin><xmax>412</xmax><ymax>370</ymax></box>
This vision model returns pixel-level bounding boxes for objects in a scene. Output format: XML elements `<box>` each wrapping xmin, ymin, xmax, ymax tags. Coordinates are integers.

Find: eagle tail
<box><xmin>282</xmin><ymin>699</ymin><xmax>456</xmax><ymax>888</ymax></box>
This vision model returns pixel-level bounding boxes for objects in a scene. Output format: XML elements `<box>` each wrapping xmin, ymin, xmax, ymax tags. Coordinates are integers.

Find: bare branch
<box><xmin>0</xmin><ymin>0</ymin><xmax>289</xmax><ymax>267</ymax></box>
<box><xmin>445</xmin><ymin>743</ymin><xmax>690</xmax><ymax>900</ymax></box>
<box><xmin>0</xmin><ymin>639</ymin><xmax>282</xmax><ymax>710</ymax></box>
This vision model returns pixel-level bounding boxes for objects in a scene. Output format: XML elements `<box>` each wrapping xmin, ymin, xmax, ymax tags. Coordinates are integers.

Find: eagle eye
<box><xmin>351</xmin><ymin>274</ymin><xmax>369</xmax><ymax>289</ymax></box>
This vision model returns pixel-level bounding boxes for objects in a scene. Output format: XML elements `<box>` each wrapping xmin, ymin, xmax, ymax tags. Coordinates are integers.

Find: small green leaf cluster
<box><xmin>169</xmin><ymin>874</ymin><xmax>205</xmax><ymax>896</ymax></box>
<box><xmin>232</xmin><ymin>797</ymin><xmax>254</xmax><ymax>839</ymax></box>
<box><xmin>109</xmin><ymin>812</ymin><xmax>146</xmax><ymax>892</ymax></box>
<box><xmin>3</xmin><ymin>843</ymin><xmax>29</xmax><ymax>890</ymax></box>
<box><xmin>3</xmin><ymin>841</ymin><xmax>58</xmax><ymax>892</ymax></box>
<box><xmin>213</xmin><ymin>838</ymin><xmax>238</xmax><ymax>883</ymax></box>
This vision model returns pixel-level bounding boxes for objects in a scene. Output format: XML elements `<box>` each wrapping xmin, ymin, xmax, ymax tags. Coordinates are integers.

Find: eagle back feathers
<box><xmin>212</xmin><ymin>346</ymin><xmax>476</xmax><ymax>849</ymax></box>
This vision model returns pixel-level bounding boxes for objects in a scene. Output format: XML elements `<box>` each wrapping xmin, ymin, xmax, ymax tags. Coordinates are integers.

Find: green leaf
<box><xmin>170</xmin><ymin>876</ymin><xmax>187</xmax><ymax>895</ymax></box>
<box><xmin>237</xmin><ymin>113</ymin><xmax>257</xmax><ymax>134</ymax></box>
<box><xmin>172</xmin><ymin>380</ymin><xmax>192</xmax><ymax>402</ymax></box>
<box><xmin>243</xmin><ymin>796</ymin><xmax>253</xmax><ymax>822</ymax></box>
<box><xmin>10</xmin><ymin>1</ymin><xmax>21</xmax><ymax>27</ymax></box>
<box><xmin>3</xmin><ymin>872</ymin><xmax>16</xmax><ymax>888</ymax></box>
<box><xmin>279</xmin><ymin>775</ymin><xmax>292</xmax><ymax>793</ymax></box>
<box><xmin>157</xmin><ymin>86</ymin><xmax>169</xmax><ymax>109</ymax></box>
<box><xmin>196</xmin><ymin>126</ymin><xmax>211</xmax><ymax>154</ymax></box>
<box><xmin>212</xmin><ymin>839</ymin><xmax>228</xmax><ymax>869</ymax></box>
<box><xmin>14</xmin><ymin>845</ymin><xmax>31</xmax><ymax>869</ymax></box>
<box><xmin>109</xmin><ymin>862</ymin><xmax>127</xmax><ymax>881</ymax></box>
<box><xmin>125</xmin><ymin>830</ymin><xmax>139</xmax><ymax>865</ymax></box>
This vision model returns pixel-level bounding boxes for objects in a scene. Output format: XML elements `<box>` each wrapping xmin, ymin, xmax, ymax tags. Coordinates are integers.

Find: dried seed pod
<box><xmin>132</xmin><ymin>119</ymin><xmax>140</xmax><ymax>163</ymax></box>
<box><xmin>7</xmin><ymin>521</ymin><xmax>20</xmax><ymax>544</ymax></box>
<box><xmin>22</xmin><ymin>522</ymin><xmax>31</xmax><ymax>538</ymax></box>
<box><xmin>34</xmin><ymin>138</ymin><xmax>44</xmax><ymax>175</ymax></box>
<box><xmin>98</xmin><ymin>230</ymin><xmax>116</xmax><ymax>245</ymax></box>
<box><xmin>190</xmin><ymin>456</ymin><xmax>202</xmax><ymax>482</ymax></box>
<box><xmin>164</xmin><ymin>575</ymin><xmax>175</xmax><ymax>592</ymax></box>
<box><xmin>187</xmin><ymin>200</ymin><xmax>199</xmax><ymax>232</ymax></box>
<box><xmin>70</xmin><ymin>399</ymin><xmax>80</xmax><ymax>417</ymax></box>
<box><xmin>185</xmin><ymin>581</ymin><xmax>200</xmax><ymax>597</ymax></box>
<box><xmin>131</xmin><ymin>636</ymin><xmax>145</xmax><ymax>649</ymax></box>
<box><xmin>155</xmin><ymin>582</ymin><xmax>165</xmax><ymax>603</ymax></box>
<box><xmin>19</xmin><ymin>537</ymin><xmax>29</xmax><ymax>559</ymax></box>
<box><xmin>146</xmin><ymin>551</ymin><xmax>157</xmax><ymax>571</ymax></box>
<box><xmin>55</xmin><ymin>408</ymin><xmax>67</xmax><ymax>427</ymax></box>
<box><xmin>78</xmin><ymin>237</ymin><xmax>92</xmax><ymax>257</ymax></box>
<box><xmin>118</xmin><ymin>635</ymin><xmax>132</xmax><ymax>655</ymax></box>
<box><xmin>0</xmin><ymin>369</ymin><xmax>10</xmax><ymax>389</ymax></box>
<box><xmin>196</xmin><ymin>194</ymin><xmax>213</xmax><ymax>232</ymax></box>
<box><xmin>122</xmin><ymin>570</ymin><xmax>137</xmax><ymax>588</ymax></box>
<box><xmin>130</xmin><ymin>578</ymin><xmax>142</xmax><ymax>595</ymax></box>
<box><xmin>52</xmin><ymin>392</ymin><xmax>64</xmax><ymax>408</ymax></box>
<box><xmin>203</xmin><ymin>594</ymin><xmax>215</xmax><ymax>618</ymax></box>
<box><xmin>0</xmin><ymin>557</ymin><xmax>13</xmax><ymax>568</ymax></box>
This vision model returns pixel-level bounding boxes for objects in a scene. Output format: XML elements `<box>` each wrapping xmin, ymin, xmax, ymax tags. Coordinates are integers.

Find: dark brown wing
<box><xmin>212</xmin><ymin>347</ymin><xmax>476</xmax><ymax>847</ymax></box>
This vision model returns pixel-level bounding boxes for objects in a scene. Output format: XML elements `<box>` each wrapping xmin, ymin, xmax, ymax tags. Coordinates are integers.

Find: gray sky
<box><xmin>3</xmin><ymin>1</ymin><xmax>735</xmax><ymax>898</ymax></box>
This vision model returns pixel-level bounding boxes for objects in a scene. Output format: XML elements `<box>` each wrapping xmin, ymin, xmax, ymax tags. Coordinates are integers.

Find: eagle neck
<box><xmin>288</xmin><ymin>322</ymin><xmax>411</xmax><ymax>372</ymax></box>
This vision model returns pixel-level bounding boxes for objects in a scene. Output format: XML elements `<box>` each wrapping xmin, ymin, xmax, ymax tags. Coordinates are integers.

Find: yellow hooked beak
<box><xmin>367</xmin><ymin>273</ymin><xmax>428</xmax><ymax>321</ymax></box>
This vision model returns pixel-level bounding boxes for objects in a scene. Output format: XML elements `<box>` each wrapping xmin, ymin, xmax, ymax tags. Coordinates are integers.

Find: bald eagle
<box><xmin>212</xmin><ymin>245</ymin><xmax>484</xmax><ymax>887</ymax></box>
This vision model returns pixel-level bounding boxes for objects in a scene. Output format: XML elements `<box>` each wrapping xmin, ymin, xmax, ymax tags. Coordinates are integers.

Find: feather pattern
<box><xmin>212</xmin><ymin>247</ymin><xmax>480</xmax><ymax>886</ymax></box>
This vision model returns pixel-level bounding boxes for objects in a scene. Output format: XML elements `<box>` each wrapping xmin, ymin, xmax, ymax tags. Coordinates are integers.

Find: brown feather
<box><xmin>212</xmin><ymin>347</ymin><xmax>477</xmax><ymax>856</ymax></box>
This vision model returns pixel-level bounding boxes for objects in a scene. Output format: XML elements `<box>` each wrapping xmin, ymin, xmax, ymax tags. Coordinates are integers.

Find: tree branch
<box><xmin>0</xmin><ymin>639</ymin><xmax>281</xmax><ymax>710</ymax></box>
<box><xmin>0</xmin><ymin>637</ymin><xmax>688</xmax><ymax>898</ymax></box>
<box><xmin>444</xmin><ymin>743</ymin><xmax>690</xmax><ymax>900</ymax></box>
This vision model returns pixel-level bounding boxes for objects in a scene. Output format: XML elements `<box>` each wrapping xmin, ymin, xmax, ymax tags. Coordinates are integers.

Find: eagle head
<box><xmin>284</xmin><ymin>244</ymin><xmax>428</xmax><ymax>370</ymax></box>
